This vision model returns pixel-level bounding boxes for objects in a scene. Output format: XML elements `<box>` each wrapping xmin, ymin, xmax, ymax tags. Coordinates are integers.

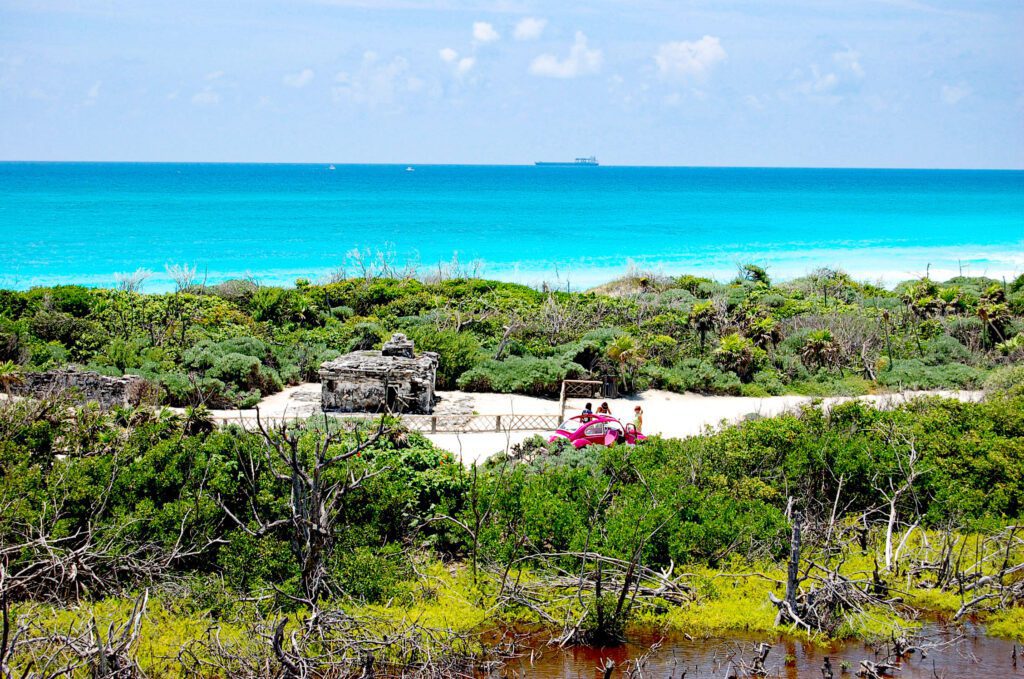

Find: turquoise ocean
<box><xmin>1</xmin><ymin>162</ymin><xmax>1022</xmax><ymax>291</ymax></box>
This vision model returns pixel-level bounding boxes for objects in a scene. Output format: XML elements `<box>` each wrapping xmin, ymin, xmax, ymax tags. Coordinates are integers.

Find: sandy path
<box><xmin>194</xmin><ymin>385</ymin><xmax>983</xmax><ymax>465</ymax></box>
<box><xmin>430</xmin><ymin>389</ymin><xmax>982</xmax><ymax>464</ymax></box>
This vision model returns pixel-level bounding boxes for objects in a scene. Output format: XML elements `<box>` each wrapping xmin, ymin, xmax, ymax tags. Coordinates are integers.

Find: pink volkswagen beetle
<box><xmin>549</xmin><ymin>414</ymin><xmax>646</xmax><ymax>448</ymax></box>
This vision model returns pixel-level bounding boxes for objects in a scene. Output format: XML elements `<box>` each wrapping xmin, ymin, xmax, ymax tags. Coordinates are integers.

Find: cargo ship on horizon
<box><xmin>535</xmin><ymin>156</ymin><xmax>599</xmax><ymax>167</ymax></box>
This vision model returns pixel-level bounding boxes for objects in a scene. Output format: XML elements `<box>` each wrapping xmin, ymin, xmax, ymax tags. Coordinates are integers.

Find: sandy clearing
<box><xmin>193</xmin><ymin>385</ymin><xmax>983</xmax><ymax>465</ymax></box>
<box><xmin>431</xmin><ymin>389</ymin><xmax>983</xmax><ymax>464</ymax></box>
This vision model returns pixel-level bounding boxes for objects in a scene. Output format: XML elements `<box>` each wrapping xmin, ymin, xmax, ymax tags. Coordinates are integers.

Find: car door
<box><xmin>583</xmin><ymin>421</ymin><xmax>607</xmax><ymax>444</ymax></box>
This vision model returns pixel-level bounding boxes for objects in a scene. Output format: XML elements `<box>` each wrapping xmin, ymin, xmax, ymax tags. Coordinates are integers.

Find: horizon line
<box><xmin>1</xmin><ymin>159</ymin><xmax>1022</xmax><ymax>172</ymax></box>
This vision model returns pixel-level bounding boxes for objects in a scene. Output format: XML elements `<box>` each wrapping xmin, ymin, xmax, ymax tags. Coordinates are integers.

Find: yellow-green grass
<box><xmin>10</xmin><ymin>534</ymin><xmax>1024</xmax><ymax>677</ymax></box>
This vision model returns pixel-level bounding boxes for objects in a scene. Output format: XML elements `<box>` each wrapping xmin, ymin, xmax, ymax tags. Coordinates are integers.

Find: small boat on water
<box><xmin>328</xmin><ymin>164</ymin><xmax>336</xmax><ymax>170</ymax></box>
<box><xmin>406</xmin><ymin>166</ymin><xmax>415</xmax><ymax>172</ymax></box>
<box><xmin>535</xmin><ymin>156</ymin><xmax>599</xmax><ymax>167</ymax></box>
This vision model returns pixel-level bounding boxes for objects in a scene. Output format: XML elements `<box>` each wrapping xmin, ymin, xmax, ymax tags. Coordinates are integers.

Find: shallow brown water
<box><xmin>496</xmin><ymin>624</ymin><xmax>1021</xmax><ymax>678</ymax></box>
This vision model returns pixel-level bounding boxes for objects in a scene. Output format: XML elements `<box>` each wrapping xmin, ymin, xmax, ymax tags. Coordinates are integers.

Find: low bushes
<box><xmin>404</xmin><ymin>327</ymin><xmax>482</xmax><ymax>390</ymax></box>
<box><xmin>876</xmin><ymin>359</ymin><xmax>987</xmax><ymax>390</ymax></box>
<box><xmin>457</xmin><ymin>355</ymin><xmax>584</xmax><ymax>396</ymax></box>
<box><xmin>985</xmin><ymin>364</ymin><xmax>1024</xmax><ymax>398</ymax></box>
<box><xmin>0</xmin><ymin>270</ymin><xmax>1020</xmax><ymax>407</ymax></box>
<box><xmin>642</xmin><ymin>359</ymin><xmax>743</xmax><ymax>395</ymax></box>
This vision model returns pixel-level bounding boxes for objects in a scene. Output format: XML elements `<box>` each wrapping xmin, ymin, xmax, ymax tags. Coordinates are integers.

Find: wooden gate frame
<box><xmin>559</xmin><ymin>379</ymin><xmax>603</xmax><ymax>419</ymax></box>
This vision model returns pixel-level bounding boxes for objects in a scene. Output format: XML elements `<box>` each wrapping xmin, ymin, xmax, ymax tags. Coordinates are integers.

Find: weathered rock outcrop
<box><xmin>319</xmin><ymin>334</ymin><xmax>438</xmax><ymax>414</ymax></box>
<box><xmin>15</xmin><ymin>368</ymin><xmax>153</xmax><ymax>408</ymax></box>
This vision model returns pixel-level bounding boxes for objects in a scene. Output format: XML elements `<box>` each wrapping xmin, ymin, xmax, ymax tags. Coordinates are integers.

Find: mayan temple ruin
<box><xmin>318</xmin><ymin>333</ymin><xmax>439</xmax><ymax>414</ymax></box>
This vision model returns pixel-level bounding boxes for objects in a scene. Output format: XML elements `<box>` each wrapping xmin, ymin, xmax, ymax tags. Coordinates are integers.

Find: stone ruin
<box><xmin>14</xmin><ymin>367</ymin><xmax>153</xmax><ymax>409</ymax></box>
<box><xmin>318</xmin><ymin>333</ymin><xmax>439</xmax><ymax>414</ymax></box>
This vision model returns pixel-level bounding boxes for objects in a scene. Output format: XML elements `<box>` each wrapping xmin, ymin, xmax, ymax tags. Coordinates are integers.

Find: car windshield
<box><xmin>559</xmin><ymin>417</ymin><xmax>621</xmax><ymax>430</ymax></box>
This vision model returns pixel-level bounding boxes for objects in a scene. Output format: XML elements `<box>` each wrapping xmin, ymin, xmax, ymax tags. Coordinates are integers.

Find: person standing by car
<box><xmin>597</xmin><ymin>402</ymin><xmax>611</xmax><ymax>415</ymax></box>
<box><xmin>581</xmin><ymin>403</ymin><xmax>593</xmax><ymax>422</ymax></box>
<box><xmin>632</xmin><ymin>406</ymin><xmax>644</xmax><ymax>433</ymax></box>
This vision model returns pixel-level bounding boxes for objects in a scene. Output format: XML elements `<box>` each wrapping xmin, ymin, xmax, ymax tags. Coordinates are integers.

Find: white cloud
<box><xmin>654</xmin><ymin>36</ymin><xmax>726</xmax><ymax>81</ymax></box>
<box><xmin>941</xmin><ymin>82</ymin><xmax>971</xmax><ymax>105</ymax></box>
<box><xmin>805</xmin><ymin>67</ymin><xmax>838</xmax><ymax>93</ymax></box>
<box><xmin>456</xmin><ymin>57</ymin><xmax>475</xmax><ymax>77</ymax></box>
<box><xmin>204</xmin><ymin>70</ymin><xmax>225</xmax><ymax>81</ymax></box>
<box><xmin>472</xmin><ymin>21</ymin><xmax>499</xmax><ymax>44</ymax></box>
<box><xmin>333</xmin><ymin>51</ymin><xmax>421</xmax><ymax>107</ymax></box>
<box><xmin>191</xmin><ymin>88</ymin><xmax>220</xmax><ymax>106</ymax></box>
<box><xmin>792</xmin><ymin>49</ymin><xmax>866</xmax><ymax>103</ymax></box>
<box><xmin>439</xmin><ymin>48</ymin><xmax>475</xmax><ymax>78</ymax></box>
<box><xmin>833</xmin><ymin>49</ymin><xmax>865</xmax><ymax>78</ymax></box>
<box><xmin>514</xmin><ymin>17</ymin><xmax>546</xmax><ymax>41</ymax></box>
<box><xmin>83</xmin><ymin>81</ymin><xmax>101</xmax><ymax>105</ymax></box>
<box><xmin>283</xmin><ymin>68</ymin><xmax>315</xmax><ymax>88</ymax></box>
<box><xmin>529</xmin><ymin>31</ymin><xmax>602</xmax><ymax>79</ymax></box>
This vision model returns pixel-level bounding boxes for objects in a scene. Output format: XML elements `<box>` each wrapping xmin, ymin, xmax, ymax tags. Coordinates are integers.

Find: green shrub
<box><xmin>791</xmin><ymin>372</ymin><xmax>872</xmax><ymax>397</ymax></box>
<box><xmin>713</xmin><ymin>333</ymin><xmax>764</xmax><ymax>382</ymax></box>
<box><xmin>405</xmin><ymin>327</ymin><xmax>482</xmax><ymax>389</ymax></box>
<box><xmin>711</xmin><ymin>370</ymin><xmax>743</xmax><ymax>395</ymax></box>
<box><xmin>40</xmin><ymin>285</ymin><xmax>97</xmax><ymax>317</ymax></box>
<box><xmin>739</xmin><ymin>383</ymin><xmax>771</xmax><ymax>397</ymax></box>
<box><xmin>985</xmin><ymin>365</ymin><xmax>1024</xmax><ymax>398</ymax></box>
<box><xmin>206</xmin><ymin>352</ymin><xmax>261</xmax><ymax>388</ymax></box>
<box><xmin>0</xmin><ymin>290</ymin><xmax>30</xmax><ymax>319</ymax></box>
<box><xmin>330</xmin><ymin>305</ymin><xmax>354</xmax><ymax>320</ymax></box>
<box><xmin>674</xmin><ymin>274</ymin><xmax>718</xmax><ymax>298</ymax></box>
<box><xmin>457</xmin><ymin>356</ymin><xmax>583</xmax><ymax>396</ymax></box>
<box><xmin>643</xmin><ymin>358</ymin><xmax>744</xmax><ymax>395</ymax></box>
<box><xmin>347</xmin><ymin>322</ymin><xmax>387</xmax><ymax>351</ymax></box>
<box><xmin>29</xmin><ymin>310</ymin><xmax>104</xmax><ymax>354</ymax></box>
<box><xmin>752</xmin><ymin>369</ymin><xmax>786</xmax><ymax>395</ymax></box>
<box><xmin>176</xmin><ymin>337</ymin><xmax>284</xmax><ymax>405</ymax></box>
<box><xmin>920</xmin><ymin>334</ymin><xmax>972</xmax><ymax>365</ymax></box>
<box><xmin>218</xmin><ymin>531</ymin><xmax>296</xmax><ymax>593</ymax></box>
<box><xmin>876</xmin><ymin>359</ymin><xmax>986</xmax><ymax>390</ymax></box>
<box><xmin>28</xmin><ymin>340</ymin><xmax>70</xmax><ymax>367</ymax></box>
<box><xmin>328</xmin><ymin>545</ymin><xmax>413</xmax><ymax>603</ymax></box>
<box><xmin>996</xmin><ymin>334</ymin><xmax>1024</xmax><ymax>357</ymax></box>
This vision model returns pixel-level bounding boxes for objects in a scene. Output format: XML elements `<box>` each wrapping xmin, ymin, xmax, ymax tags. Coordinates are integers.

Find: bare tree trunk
<box><xmin>785</xmin><ymin>510</ymin><xmax>802</xmax><ymax>614</ymax></box>
<box><xmin>221</xmin><ymin>410</ymin><xmax>391</xmax><ymax>607</ymax></box>
<box><xmin>884</xmin><ymin>495</ymin><xmax>898</xmax><ymax>572</ymax></box>
<box><xmin>771</xmin><ymin>510</ymin><xmax>809</xmax><ymax>630</ymax></box>
<box><xmin>875</xmin><ymin>430</ymin><xmax>926</xmax><ymax>572</ymax></box>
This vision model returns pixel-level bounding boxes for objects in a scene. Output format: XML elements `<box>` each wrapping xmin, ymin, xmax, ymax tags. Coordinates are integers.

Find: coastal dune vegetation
<box><xmin>1</xmin><ymin>379</ymin><xmax>1023</xmax><ymax>675</ymax></box>
<box><xmin>1</xmin><ymin>264</ymin><xmax>1022</xmax><ymax>410</ymax></box>
<box><xmin>0</xmin><ymin>265</ymin><xmax>1023</xmax><ymax>675</ymax></box>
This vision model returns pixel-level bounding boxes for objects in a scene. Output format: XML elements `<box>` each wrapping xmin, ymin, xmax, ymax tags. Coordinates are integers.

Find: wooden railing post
<box><xmin>559</xmin><ymin>381</ymin><xmax>567</xmax><ymax>420</ymax></box>
<box><xmin>495</xmin><ymin>414</ymin><xmax>501</xmax><ymax>432</ymax></box>
<box><xmin>431</xmin><ymin>416</ymin><xmax>437</xmax><ymax>433</ymax></box>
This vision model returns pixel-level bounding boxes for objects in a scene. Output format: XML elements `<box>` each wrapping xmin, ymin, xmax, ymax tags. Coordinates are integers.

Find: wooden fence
<box><xmin>219</xmin><ymin>410</ymin><xmax>560</xmax><ymax>434</ymax></box>
<box><xmin>400</xmin><ymin>413</ymin><xmax>561</xmax><ymax>434</ymax></box>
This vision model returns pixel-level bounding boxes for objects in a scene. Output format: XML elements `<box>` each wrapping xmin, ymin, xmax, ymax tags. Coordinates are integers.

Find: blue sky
<box><xmin>1</xmin><ymin>0</ymin><xmax>1021</xmax><ymax>168</ymax></box>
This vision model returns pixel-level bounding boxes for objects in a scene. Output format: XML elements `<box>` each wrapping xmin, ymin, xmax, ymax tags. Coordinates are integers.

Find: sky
<box><xmin>1</xmin><ymin>0</ymin><xmax>1022</xmax><ymax>168</ymax></box>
